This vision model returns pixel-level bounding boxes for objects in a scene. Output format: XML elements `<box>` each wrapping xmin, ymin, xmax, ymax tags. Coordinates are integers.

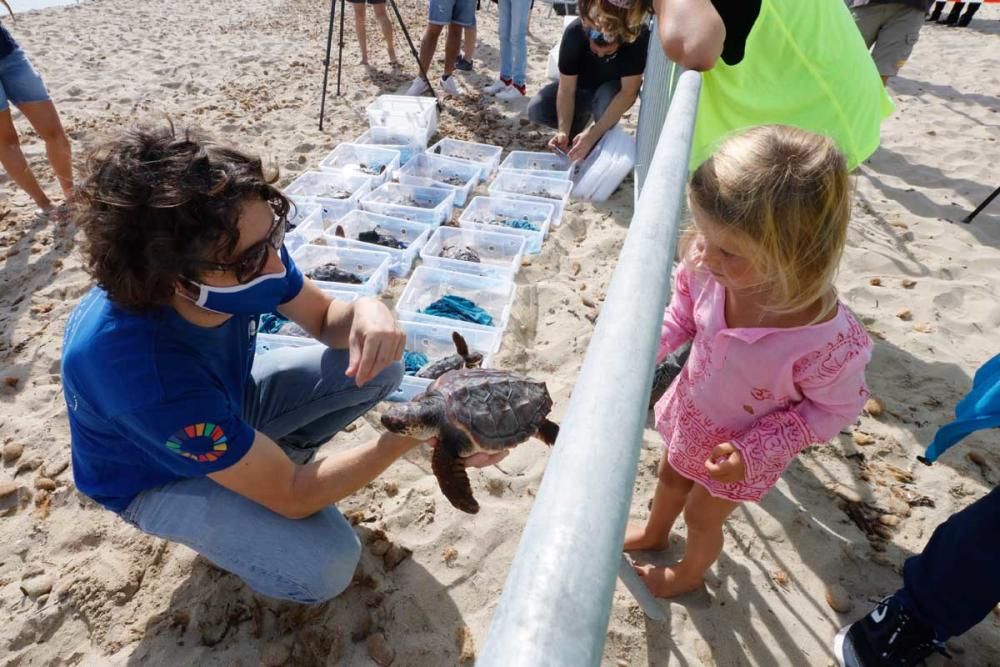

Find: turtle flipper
<box><xmin>536</xmin><ymin>419</ymin><xmax>559</xmax><ymax>446</ymax></box>
<box><xmin>432</xmin><ymin>438</ymin><xmax>480</xmax><ymax>514</ymax></box>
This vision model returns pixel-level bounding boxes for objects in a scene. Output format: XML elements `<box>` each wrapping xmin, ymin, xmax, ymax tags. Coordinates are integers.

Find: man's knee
<box><xmin>296</xmin><ymin>519</ymin><xmax>363</xmax><ymax>603</ymax></box>
<box><xmin>369</xmin><ymin>360</ymin><xmax>404</xmax><ymax>402</ymax></box>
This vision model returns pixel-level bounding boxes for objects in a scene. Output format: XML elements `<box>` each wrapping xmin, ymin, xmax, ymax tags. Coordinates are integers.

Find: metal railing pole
<box><xmin>477</xmin><ymin>70</ymin><xmax>702</xmax><ymax>667</ymax></box>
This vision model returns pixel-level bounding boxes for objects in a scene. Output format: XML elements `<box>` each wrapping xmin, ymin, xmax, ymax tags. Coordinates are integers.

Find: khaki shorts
<box><xmin>851</xmin><ymin>4</ymin><xmax>925</xmax><ymax>77</ymax></box>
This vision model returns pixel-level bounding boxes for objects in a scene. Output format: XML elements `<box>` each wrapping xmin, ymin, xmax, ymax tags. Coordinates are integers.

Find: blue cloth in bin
<box><xmin>403</xmin><ymin>350</ymin><xmax>429</xmax><ymax>376</ymax></box>
<box><xmin>421</xmin><ymin>295</ymin><xmax>494</xmax><ymax>326</ymax></box>
<box><xmin>259</xmin><ymin>312</ymin><xmax>289</xmax><ymax>334</ymax></box>
<box><xmin>508</xmin><ymin>218</ymin><xmax>539</xmax><ymax>231</ymax></box>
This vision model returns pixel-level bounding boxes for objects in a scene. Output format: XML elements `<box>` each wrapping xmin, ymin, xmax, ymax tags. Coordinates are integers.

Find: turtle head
<box><xmin>451</xmin><ymin>332</ymin><xmax>483</xmax><ymax>369</ymax></box>
<box><xmin>381</xmin><ymin>394</ymin><xmax>443</xmax><ymax>440</ymax></box>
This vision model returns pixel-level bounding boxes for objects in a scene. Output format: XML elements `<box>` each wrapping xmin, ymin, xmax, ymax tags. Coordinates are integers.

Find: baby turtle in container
<box><xmin>321</xmin><ymin>186</ymin><xmax>355</xmax><ymax>200</ymax></box>
<box><xmin>439</xmin><ymin>244</ymin><xmax>481</xmax><ymax>263</ymax></box>
<box><xmin>357</xmin><ymin>162</ymin><xmax>386</xmax><ymax>176</ymax></box>
<box><xmin>307</xmin><ymin>262</ymin><xmax>364</xmax><ymax>284</ymax></box>
<box><xmin>334</xmin><ymin>225</ymin><xmax>407</xmax><ymax>250</ymax></box>
<box><xmin>381</xmin><ymin>369</ymin><xmax>560</xmax><ymax>513</ymax></box>
<box><xmin>415</xmin><ymin>331</ymin><xmax>483</xmax><ymax>379</ymax></box>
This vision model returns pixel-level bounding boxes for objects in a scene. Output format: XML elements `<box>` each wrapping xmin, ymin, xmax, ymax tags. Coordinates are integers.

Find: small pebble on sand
<box><xmin>442</xmin><ymin>547</ymin><xmax>458</xmax><ymax>565</ymax></box>
<box><xmin>852</xmin><ymin>432</ymin><xmax>875</xmax><ymax>446</ymax></box>
<box><xmin>20</xmin><ymin>574</ymin><xmax>54</xmax><ymax>599</ymax></box>
<box><xmin>34</xmin><ymin>477</ymin><xmax>56</xmax><ymax>491</ymax></box>
<box><xmin>901</xmin><ymin>279</ymin><xmax>917</xmax><ymax>289</ymax></box>
<box><xmin>864</xmin><ymin>398</ymin><xmax>885</xmax><ymax>418</ymax></box>
<box><xmin>825</xmin><ymin>583</ymin><xmax>853</xmax><ymax>613</ymax></box>
<box><xmin>895</xmin><ymin>308</ymin><xmax>912</xmax><ymax>321</ymax></box>
<box><xmin>2</xmin><ymin>442</ymin><xmax>23</xmax><ymax>464</ymax></box>
<box><xmin>367</xmin><ymin>633</ymin><xmax>395</xmax><ymax>666</ymax></box>
<box><xmin>868</xmin><ymin>277</ymin><xmax>882</xmax><ymax>286</ymax></box>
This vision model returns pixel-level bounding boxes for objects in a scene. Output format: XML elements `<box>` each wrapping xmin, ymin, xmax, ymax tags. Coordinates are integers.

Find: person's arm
<box><xmin>567</xmin><ymin>73</ymin><xmax>642</xmax><ymax>160</ymax></box>
<box><xmin>278</xmin><ymin>279</ymin><xmax>405</xmax><ymax>387</ymax></box>
<box><xmin>548</xmin><ymin>73</ymin><xmax>579</xmax><ymax>153</ymax></box>
<box><xmin>658</xmin><ymin>262</ymin><xmax>697</xmax><ymax>364</ymax></box>
<box><xmin>210</xmin><ymin>429</ymin><xmax>419</xmax><ymax>519</ymax></box>
<box><xmin>653</xmin><ymin>0</ymin><xmax>725</xmax><ymax>71</ymax></box>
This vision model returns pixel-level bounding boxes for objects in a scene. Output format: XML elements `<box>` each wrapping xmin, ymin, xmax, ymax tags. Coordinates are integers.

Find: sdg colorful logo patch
<box><xmin>166</xmin><ymin>423</ymin><xmax>228</xmax><ymax>463</ymax></box>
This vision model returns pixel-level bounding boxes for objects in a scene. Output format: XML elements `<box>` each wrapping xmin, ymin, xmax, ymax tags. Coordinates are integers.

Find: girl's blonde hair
<box><xmin>687</xmin><ymin>125</ymin><xmax>851</xmax><ymax>320</ymax></box>
<box><xmin>577</xmin><ymin>0</ymin><xmax>651</xmax><ymax>44</ymax></box>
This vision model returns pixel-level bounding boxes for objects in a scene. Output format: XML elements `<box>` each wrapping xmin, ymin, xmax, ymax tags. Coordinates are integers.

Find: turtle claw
<box><xmin>432</xmin><ymin>442</ymin><xmax>480</xmax><ymax>514</ymax></box>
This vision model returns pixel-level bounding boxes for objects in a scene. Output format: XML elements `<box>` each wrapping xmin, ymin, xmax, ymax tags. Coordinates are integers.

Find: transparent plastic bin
<box><xmin>255</xmin><ymin>332</ymin><xmax>319</xmax><ymax>357</ymax></box>
<box><xmin>323</xmin><ymin>210</ymin><xmax>432</xmax><ymax>278</ymax></box>
<box><xmin>498</xmin><ymin>151</ymin><xmax>575</xmax><ymax>180</ymax></box>
<box><xmin>284</xmin><ymin>199</ymin><xmax>324</xmax><ymax>253</ymax></box>
<box><xmin>427</xmin><ymin>138</ymin><xmax>503</xmax><ymax>182</ymax></box>
<box><xmin>284</xmin><ymin>170</ymin><xmax>371</xmax><ymax>224</ymax></box>
<box><xmin>366</xmin><ymin>95</ymin><xmax>439</xmax><ymax>142</ymax></box>
<box><xmin>488</xmin><ymin>171</ymin><xmax>571</xmax><ymax>226</ymax></box>
<box><xmin>292</xmin><ymin>243</ymin><xmax>392</xmax><ymax>296</ymax></box>
<box><xmin>355</xmin><ymin>127</ymin><xmax>427</xmax><ymax>166</ymax></box>
<box><xmin>420</xmin><ymin>226</ymin><xmax>526</xmax><ymax>281</ymax></box>
<box><xmin>457</xmin><ymin>196</ymin><xmax>554</xmax><ymax>254</ymax></box>
<box><xmin>319</xmin><ymin>144</ymin><xmax>401</xmax><ymax>186</ymax></box>
<box><xmin>319</xmin><ymin>287</ymin><xmax>360</xmax><ymax>303</ymax></box>
<box><xmin>395</xmin><ymin>153</ymin><xmax>480</xmax><ymax>208</ymax></box>
<box><xmin>389</xmin><ymin>320</ymin><xmax>502</xmax><ymax>402</ymax></box>
<box><xmin>360</xmin><ymin>182</ymin><xmax>455</xmax><ymax>227</ymax></box>
<box><xmin>395</xmin><ymin>266</ymin><xmax>516</xmax><ymax>346</ymax></box>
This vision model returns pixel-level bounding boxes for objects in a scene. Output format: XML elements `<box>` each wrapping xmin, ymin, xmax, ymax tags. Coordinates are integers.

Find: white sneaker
<box><xmin>440</xmin><ymin>75</ymin><xmax>461</xmax><ymax>96</ymax></box>
<box><xmin>405</xmin><ymin>76</ymin><xmax>430</xmax><ymax>96</ymax></box>
<box><xmin>482</xmin><ymin>79</ymin><xmax>510</xmax><ymax>95</ymax></box>
<box><xmin>496</xmin><ymin>84</ymin><xmax>526</xmax><ymax>101</ymax></box>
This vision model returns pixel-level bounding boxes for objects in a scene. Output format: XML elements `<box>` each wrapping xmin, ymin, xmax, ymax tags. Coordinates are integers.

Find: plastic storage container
<box><xmin>323</xmin><ymin>210</ymin><xmax>432</xmax><ymax>278</ymax></box>
<box><xmin>420</xmin><ymin>226</ymin><xmax>526</xmax><ymax>280</ymax></box>
<box><xmin>426</xmin><ymin>138</ymin><xmax>503</xmax><ymax>182</ymax></box>
<box><xmin>360</xmin><ymin>182</ymin><xmax>455</xmax><ymax>227</ymax></box>
<box><xmin>389</xmin><ymin>320</ymin><xmax>502</xmax><ymax>401</ymax></box>
<box><xmin>366</xmin><ymin>95</ymin><xmax>439</xmax><ymax>142</ymax></box>
<box><xmin>498</xmin><ymin>151</ymin><xmax>575</xmax><ymax>180</ymax></box>
<box><xmin>284</xmin><ymin>199</ymin><xmax>324</xmax><ymax>252</ymax></box>
<box><xmin>458</xmin><ymin>196</ymin><xmax>554</xmax><ymax>254</ymax></box>
<box><xmin>395</xmin><ymin>153</ymin><xmax>480</xmax><ymax>207</ymax></box>
<box><xmin>395</xmin><ymin>266</ymin><xmax>516</xmax><ymax>347</ymax></box>
<box><xmin>255</xmin><ymin>333</ymin><xmax>319</xmax><ymax>357</ymax></box>
<box><xmin>488</xmin><ymin>170</ymin><xmax>571</xmax><ymax>226</ymax></box>
<box><xmin>319</xmin><ymin>144</ymin><xmax>401</xmax><ymax>186</ymax></box>
<box><xmin>284</xmin><ymin>170</ymin><xmax>371</xmax><ymax>224</ymax></box>
<box><xmin>292</xmin><ymin>243</ymin><xmax>392</xmax><ymax>296</ymax></box>
<box><xmin>355</xmin><ymin>127</ymin><xmax>428</xmax><ymax>166</ymax></box>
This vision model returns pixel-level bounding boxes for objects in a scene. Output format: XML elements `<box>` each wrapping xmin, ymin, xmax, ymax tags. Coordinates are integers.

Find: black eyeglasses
<box><xmin>186</xmin><ymin>213</ymin><xmax>287</xmax><ymax>284</ymax></box>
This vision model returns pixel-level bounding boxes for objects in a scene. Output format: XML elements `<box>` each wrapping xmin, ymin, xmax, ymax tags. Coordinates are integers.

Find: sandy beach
<box><xmin>1</xmin><ymin>1</ymin><xmax>999</xmax><ymax>664</ymax></box>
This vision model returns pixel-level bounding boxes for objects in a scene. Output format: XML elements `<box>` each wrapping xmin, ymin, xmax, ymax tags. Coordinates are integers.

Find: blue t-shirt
<box><xmin>1</xmin><ymin>22</ymin><xmax>18</xmax><ymax>59</ymax></box>
<box><xmin>61</xmin><ymin>247</ymin><xmax>304</xmax><ymax>513</ymax></box>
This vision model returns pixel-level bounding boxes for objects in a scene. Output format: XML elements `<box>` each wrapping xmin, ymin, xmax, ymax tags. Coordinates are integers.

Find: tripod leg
<box><xmin>386</xmin><ymin>0</ymin><xmax>440</xmax><ymax>103</ymax></box>
<box><xmin>319</xmin><ymin>0</ymin><xmax>337</xmax><ymax>130</ymax></box>
<box><xmin>961</xmin><ymin>185</ymin><xmax>1000</xmax><ymax>224</ymax></box>
<box><xmin>337</xmin><ymin>0</ymin><xmax>346</xmax><ymax>96</ymax></box>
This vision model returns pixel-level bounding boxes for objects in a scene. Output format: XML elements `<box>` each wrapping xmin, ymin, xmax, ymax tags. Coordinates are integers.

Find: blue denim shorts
<box><xmin>0</xmin><ymin>48</ymin><xmax>50</xmax><ymax>112</ymax></box>
<box><xmin>428</xmin><ymin>0</ymin><xmax>476</xmax><ymax>27</ymax></box>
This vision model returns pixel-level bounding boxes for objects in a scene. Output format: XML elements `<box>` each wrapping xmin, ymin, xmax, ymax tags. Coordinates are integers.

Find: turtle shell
<box><xmin>429</xmin><ymin>368</ymin><xmax>553</xmax><ymax>451</ymax></box>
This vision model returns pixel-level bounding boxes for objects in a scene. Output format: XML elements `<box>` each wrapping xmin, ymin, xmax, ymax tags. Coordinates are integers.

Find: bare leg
<box><xmin>0</xmin><ymin>109</ymin><xmax>52</xmax><ymax>210</ymax></box>
<box><xmin>353</xmin><ymin>3</ymin><xmax>369</xmax><ymax>65</ymax></box>
<box><xmin>373</xmin><ymin>5</ymin><xmax>397</xmax><ymax>64</ymax></box>
<box><xmin>624</xmin><ymin>456</ymin><xmax>693</xmax><ymax>551</ymax></box>
<box><xmin>444</xmin><ymin>23</ymin><xmax>462</xmax><ymax>77</ymax></box>
<box><xmin>418</xmin><ymin>24</ymin><xmax>444</xmax><ymax>74</ymax></box>
<box><xmin>635</xmin><ymin>484</ymin><xmax>739</xmax><ymax>598</ymax></box>
<box><xmin>462</xmin><ymin>25</ymin><xmax>476</xmax><ymax>60</ymax></box>
<box><xmin>17</xmin><ymin>101</ymin><xmax>72</xmax><ymax>200</ymax></box>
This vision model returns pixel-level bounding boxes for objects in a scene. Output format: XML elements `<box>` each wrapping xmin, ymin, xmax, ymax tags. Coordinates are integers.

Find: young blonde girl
<box><xmin>625</xmin><ymin>125</ymin><xmax>873</xmax><ymax>598</ymax></box>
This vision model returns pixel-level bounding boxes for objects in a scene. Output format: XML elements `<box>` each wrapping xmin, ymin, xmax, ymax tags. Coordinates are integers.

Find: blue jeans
<box><xmin>429</xmin><ymin>0</ymin><xmax>476</xmax><ymax>26</ymax></box>
<box><xmin>498</xmin><ymin>0</ymin><xmax>530</xmax><ymax>86</ymax></box>
<box><xmin>896</xmin><ymin>484</ymin><xmax>1000</xmax><ymax>639</ymax></box>
<box><xmin>121</xmin><ymin>345</ymin><xmax>403</xmax><ymax>603</ymax></box>
<box><xmin>0</xmin><ymin>48</ymin><xmax>50</xmax><ymax>112</ymax></box>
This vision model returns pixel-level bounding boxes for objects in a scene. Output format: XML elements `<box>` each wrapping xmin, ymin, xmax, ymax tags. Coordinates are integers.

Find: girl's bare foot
<box><xmin>623</xmin><ymin>521</ymin><xmax>670</xmax><ymax>551</ymax></box>
<box><xmin>633</xmin><ymin>563</ymin><xmax>703</xmax><ymax>598</ymax></box>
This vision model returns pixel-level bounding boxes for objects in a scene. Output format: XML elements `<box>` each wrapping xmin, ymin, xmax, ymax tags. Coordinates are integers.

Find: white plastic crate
<box><xmin>292</xmin><ymin>243</ymin><xmax>392</xmax><ymax>296</ymax></box>
<box><xmin>395</xmin><ymin>266</ymin><xmax>516</xmax><ymax>347</ymax></box>
<box><xmin>355</xmin><ymin>127</ymin><xmax>427</xmax><ymax>166</ymax></box>
<box><xmin>367</xmin><ymin>95</ymin><xmax>439</xmax><ymax>142</ymax></box>
<box><xmin>395</xmin><ymin>153</ymin><xmax>480</xmax><ymax>207</ymax></box>
<box><xmin>488</xmin><ymin>170</ymin><xmax>571</xmax><ymax>226</ymax></box>
<box><xmin>458</xmin><ymin>196</ymin><xmax>554</xmax><ymax>254</ymax></box>
<box><xmin>498</xmin><ymin>151</ymin><xmax>575</xmax><ymax>180</ymax></box>
<box><xmin>389</xmin><ymin>320</ymin><xmax>502</xmax><ymax>402</ymax></box>
<box><xmin>420</xmin><ymin>226</ymin><xmax>526</xmax><ymax>281</ymax></box>
<box><xmin>255</xmin><ymin>332</ymin><xmax>319</xmax><ymax>357</ymax></box>
<box><xmin>323</xmin><ymin>210</ymin><xmax>432</xmax><ymax>278</ymax></box>
<box><xmin>284</xmin><ymin>170</ymin><xmax>371</xmax><ymax>224</ymax></box>
<box><xmin>360</xmin><ymin>182</ymin><xmax>455</xmax><ymax>227</ymax></box>
<box><xmin>319</xmin><ymin>144</ymin><xmax>401</xmax><ymax>186</ymax></box>
<box><xmin>427</xmin><ymin>138</ymin><xmax>503</xmax><ymax>182</ymax></box>
<box><xmin>284</xmin><ymin>199</ymin><xmax>324</xmax><ymax>252</ymax></box>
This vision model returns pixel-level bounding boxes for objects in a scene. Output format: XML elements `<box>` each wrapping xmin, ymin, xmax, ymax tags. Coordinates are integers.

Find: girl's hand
<box><xmin>704</xmin><ymin>443</ymin><xmax>746</xmax><ymax>483</ymax></box>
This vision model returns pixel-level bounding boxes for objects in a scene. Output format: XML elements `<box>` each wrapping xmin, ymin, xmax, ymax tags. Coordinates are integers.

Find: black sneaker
<box><xmin>455</xmin><ymin>55</ymin><xmax>474</xmax><ymax>71</ymax></box>
<box><xmin>834</xmin><ymin>596</ymin><xmax>950</xmax><ymax>666</ymax></box>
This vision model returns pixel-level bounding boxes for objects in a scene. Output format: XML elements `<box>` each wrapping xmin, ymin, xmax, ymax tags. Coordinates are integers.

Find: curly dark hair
<box><xmin>74</xmin><ymin>124</ymin><xmax>290</xmax><ymax>312</ymax></box>
<box><xmin>577</xmin><ymin>0</ymin><xmax>652</xmax><ymax>44</ymax></box>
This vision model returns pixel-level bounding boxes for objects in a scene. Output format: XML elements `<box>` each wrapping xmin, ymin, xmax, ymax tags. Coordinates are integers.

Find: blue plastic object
<box><xmin>421</xmin><ymin>295</ymin><xmax>495</xmax><ymax>326</ymax></box>
<box><xmin>403</xmin><ymin>350</ymin><xmax>430</xmax><ymax>376</ymax></box>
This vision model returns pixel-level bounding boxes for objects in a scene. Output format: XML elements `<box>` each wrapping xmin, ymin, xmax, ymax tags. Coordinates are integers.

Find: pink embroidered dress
<box><xmin>654</xmin><ymin>263</ymin><xmax>873</xmax><ymax>502</ymax></box>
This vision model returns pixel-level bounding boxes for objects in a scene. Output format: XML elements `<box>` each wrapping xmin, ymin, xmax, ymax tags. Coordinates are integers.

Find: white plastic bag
<box><xmin>571</xmin><ymin>126</ymin><xmax>636</xmax><ymax>202</ymax></box>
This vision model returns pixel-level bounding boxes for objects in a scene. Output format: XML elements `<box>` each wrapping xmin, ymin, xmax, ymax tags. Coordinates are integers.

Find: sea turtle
<box><xmin>439</xmin><ymin>244</ymin><xmax>481</xmax><ymax>263</ymax></box>
<box><xmin>415</xmin><ymin>331</ymin><xmax>483</xmax><ymax>379</ymax></box>
<box><xmin>381</xmin><ymin>368</ymin><xmax>559</xmax><ymax>513</ymax></box>
<box><xmin>648</xmin><ymin>341</ymin><xmax>691</xmax><ymax>409</ymax></box>
<box><xmin>308</xmin><ymin>262</ymin><xmax>364</xmax><ymax>284</ymax></box>
<box><xmin>358</xmin><ymin>226</ymin><xmax>407</xmax><ymax>249</ymax></box>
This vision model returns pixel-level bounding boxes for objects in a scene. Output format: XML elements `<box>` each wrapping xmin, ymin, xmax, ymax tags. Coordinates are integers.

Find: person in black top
<box><xmin>0</xmin><ymin>2</ymin><xmax>73</xmax><ymax>213</ymax></box>
<box><xmin>526</xmin><ymin>17</ymin><xmax>650</xmax><ymax>161</ymax></box>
